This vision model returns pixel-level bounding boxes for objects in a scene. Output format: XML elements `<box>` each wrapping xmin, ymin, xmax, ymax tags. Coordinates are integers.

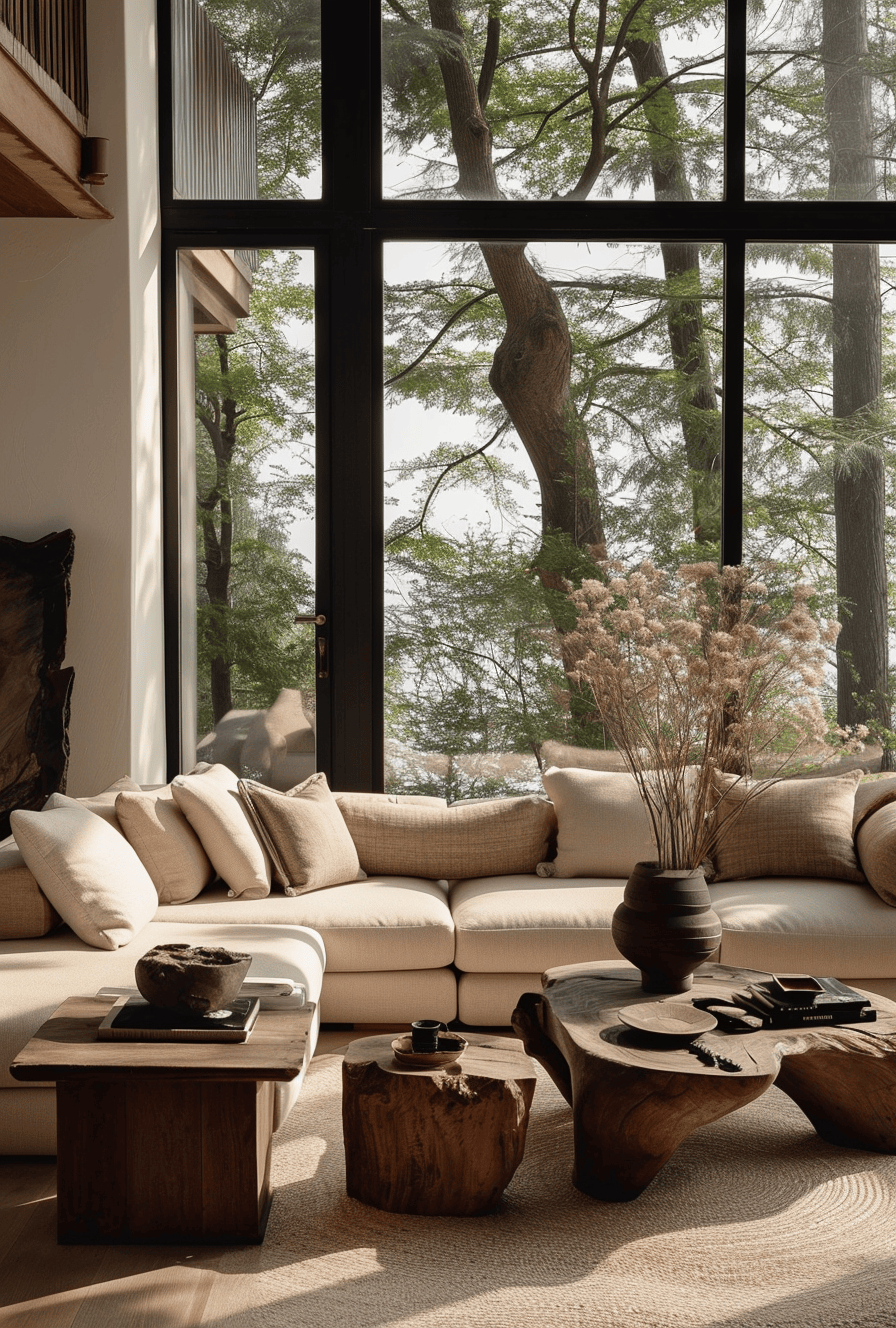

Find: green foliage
<box><xmin>196</xmin><ymin>536</ymin><xmax>316</xmax><ymax>736</ymax></box>
<box><xmin>201</xmin><ymin>0</ymin><xmax>321</xmax><ymax>196</ymax></box>
<box><xmin>385</xmin><ymin>529</ymin><xmax>586</xmax><ymax>797</ymax></box>
<box><xmin>382</xmin><ymin>0</ymin><xmax>726</xmax><ymax>201</ymax></box>
<box><xmin>194</xmin><ymin>248</ymin><xmax>316</xmax><ymax>731</ymax></box>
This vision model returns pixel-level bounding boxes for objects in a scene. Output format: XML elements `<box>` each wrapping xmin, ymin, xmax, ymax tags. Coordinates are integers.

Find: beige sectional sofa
<box><xmin>2</xmin><ymin>762</ymin><xmax>896</xmax><ymax>1155</ymax></box>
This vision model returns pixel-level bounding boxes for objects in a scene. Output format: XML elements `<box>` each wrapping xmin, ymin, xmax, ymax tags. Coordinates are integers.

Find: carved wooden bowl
<box><xmin>135</xmin><ymin>943</ymin><xmax>252</xmax><ymax>1015</ymax></box>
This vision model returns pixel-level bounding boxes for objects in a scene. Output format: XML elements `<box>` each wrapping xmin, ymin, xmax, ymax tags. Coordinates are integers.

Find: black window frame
<box><xmin>158</xmin><ymin>0</ymin><xmax>894</xmax><ymax>787</ymax></box>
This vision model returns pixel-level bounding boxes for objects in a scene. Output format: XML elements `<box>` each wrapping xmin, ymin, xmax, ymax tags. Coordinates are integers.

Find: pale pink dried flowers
<box><xmin>567</xmin><ymin>561</ymin><xmax>838</xmax><ymax>871</ymax></box>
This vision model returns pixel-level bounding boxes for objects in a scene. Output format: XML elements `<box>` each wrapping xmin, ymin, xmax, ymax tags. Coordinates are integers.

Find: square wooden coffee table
<box><xmin>10</xmin><ymin>995</ymin><xmax>314</xmax><ymax>1244</ymax></box>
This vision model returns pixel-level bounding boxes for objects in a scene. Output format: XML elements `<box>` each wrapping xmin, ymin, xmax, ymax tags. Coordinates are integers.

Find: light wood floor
<box><xmin>0</xmin><ymin>1025</ymin><xmax>412</xmax><ymax>1327</ymax></box>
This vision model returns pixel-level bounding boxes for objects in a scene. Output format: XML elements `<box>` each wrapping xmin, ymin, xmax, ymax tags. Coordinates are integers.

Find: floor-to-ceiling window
<box><xmin>161</xmin><ymin>1</ymin><xmax>896</xmax><ymax>790</ymax></box>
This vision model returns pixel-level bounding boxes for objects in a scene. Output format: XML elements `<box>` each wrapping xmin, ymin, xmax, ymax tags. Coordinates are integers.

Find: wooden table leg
<box><xmin>568</xmin><ymin>1056</ymin><xmax>773</xmax><ymax>1200</ymax></box>
<box><xmin>55</xmin><ymin>1077</ymin><xmax>275</xmax><ymax>1243</ymax></box>
<box><xmin>774</xmin><ymin>1044</ymin><xmax>896</xmax><ymax>1152</ymax></box>
<box><xmin>514</xmin><ymin>990</ymin><xmax>775</xmax><ymax>1201</ymax></box>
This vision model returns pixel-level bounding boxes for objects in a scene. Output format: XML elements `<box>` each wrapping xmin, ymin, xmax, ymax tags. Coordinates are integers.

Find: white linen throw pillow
<box><xmin>11</xmin><ymin>795</ymin><xmax>158</xmax><ymax>949</ymax></box>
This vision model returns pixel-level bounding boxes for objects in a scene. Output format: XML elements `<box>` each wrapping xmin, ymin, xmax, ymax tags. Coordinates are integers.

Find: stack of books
<box><xmin>97</xmin><ymin>995</ymin><xmax>261</xmax><ymax>1042</ymax></box>
<box><xmin>731</xmin><ymin>977</ymin><xmax>876</xmax><ymax>1028</ymax></box>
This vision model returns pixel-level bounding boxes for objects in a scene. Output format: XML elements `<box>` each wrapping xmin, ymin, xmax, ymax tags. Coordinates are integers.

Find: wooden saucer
<box><xmin>617</xmin><ymin>1001</ymin><xmax>717</xmax><ymax>1039</ymax></box>
<box><xmin>391</xmin><ymin>1032</ymin><xmax>468</xmax><ymax>1067</ymax></box>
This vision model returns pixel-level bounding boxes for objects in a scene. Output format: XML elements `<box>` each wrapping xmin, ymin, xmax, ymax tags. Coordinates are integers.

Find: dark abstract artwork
<box><xmin>0</xmin><ymin>531</ymin><xmax>75</xmax><ymax>839</ymax></box>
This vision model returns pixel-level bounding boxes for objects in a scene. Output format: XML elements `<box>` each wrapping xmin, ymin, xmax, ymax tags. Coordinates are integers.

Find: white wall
<box><xmin>0</xmin><ymin>0</ymin><xmax>165</xmax><ymax>794</ymax></box>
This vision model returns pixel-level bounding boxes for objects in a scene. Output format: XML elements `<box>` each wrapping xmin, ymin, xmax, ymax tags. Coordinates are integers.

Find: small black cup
<box><xmin>410</xmin><ymin>1019</ymin><xmax>446</xmax><ymax>1053</ymax></box>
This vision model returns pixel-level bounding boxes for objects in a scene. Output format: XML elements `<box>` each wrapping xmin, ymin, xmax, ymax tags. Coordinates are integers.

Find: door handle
<box><xmin>294</xmin><ymin>614</ymin><xmax>328</xmax><ymax>677</ymax></box>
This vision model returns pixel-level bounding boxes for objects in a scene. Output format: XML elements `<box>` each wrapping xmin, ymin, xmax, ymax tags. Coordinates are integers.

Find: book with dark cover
<box><xmin>97</xmin><ymin>995</ymin><xmax>261</xmax><ymax>1043</ymax></box>
<box><xmin>732</xmin><ymin>980</ymin><xmax>875</xmax><ymax>1028</ymax></box>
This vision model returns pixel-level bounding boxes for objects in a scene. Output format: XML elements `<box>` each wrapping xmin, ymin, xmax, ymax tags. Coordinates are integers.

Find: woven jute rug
<box><xmin>213</xmin><ymin>1050</ymin><xmax>896</xmax><ymax>1328</ymax></box>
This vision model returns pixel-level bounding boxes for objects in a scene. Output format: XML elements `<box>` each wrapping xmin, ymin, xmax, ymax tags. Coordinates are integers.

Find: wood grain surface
<box><xmin>342</xmin><ymin>1033</ymin><xmax>538</xmax><ymax>1216</ymax></box>
<box><xmin>512</xmin><ymin>960</ymin><xmax>896</xmax><ymax>1201</ymax></box>
<box><xmin>10</xmin><ymin>996</ymin><xmax>314</xmax><ymax>1081</ymax></box>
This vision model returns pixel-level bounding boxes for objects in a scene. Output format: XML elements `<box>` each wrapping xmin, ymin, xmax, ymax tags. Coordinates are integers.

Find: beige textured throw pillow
<box><xmin>46</xmin><ymin>775</ymin><xmax>143</xmax><ymax>834</ymax></box>
<box><xmin>115</xmin><ymin>788</ymin><xmax>214</xmax><ymax>904</ymax></box>
<box><xmin>710</xmin><ymin>769</ymin><xmax>864</xmax><ymax>883</ymax></box>
<box><xmin>539</xmin><ymin>766</ymin><xmax>656</xmax><ymax>878</ymax></box>
<box><xmin>171</xmin><ymin>764</ymin><xmax>272</xmax><ymax>899</ymax></box>
<box><xmin>856</xmin><ymin>801</ymin><xmax>896</xmax><ymax>906</ymax></box>
<box><xmin>10</xmin><ymin>797</ymin><xmax>158</xmax><ymax>949</ymax></box>
<box><xmin>0</xmin><ymin>834</ymin><xmax>61</xmax><ymax>938</ymax></box>
<box><xmin>239</xmin><ymin>774</ymin><xmax>363</xmax><ymax>896</ymax></box>
<box><xmin>337</xmin><ymin>795</ymin><xmax>556</xmax><ymax>880</ymax></box>
<box><xmin>853</xmin><ymin>773</ymin><xmax>896</xmax><ymax>833</ymax></box>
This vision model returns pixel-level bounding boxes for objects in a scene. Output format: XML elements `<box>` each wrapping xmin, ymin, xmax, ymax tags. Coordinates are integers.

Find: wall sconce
<box><xmin>80</xmin><ymin>138</ymin><xmax>109</xmax><ymax>186</ymax></box>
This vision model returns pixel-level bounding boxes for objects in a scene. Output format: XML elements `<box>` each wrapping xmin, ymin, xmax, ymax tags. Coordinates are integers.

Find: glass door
<box><xmin>175</xmin><ymin>246</ymin><xmax>320</xmax><ymax>786</ymax></box>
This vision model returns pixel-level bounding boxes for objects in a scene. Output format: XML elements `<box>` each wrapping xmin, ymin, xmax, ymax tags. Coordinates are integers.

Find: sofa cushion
<box><xmin>710</xmin><ymin>878</ymin><xmax>896</xmax><ymax>976</ymax></box>
<box><xmin>856</xmin><ymin>802</ymin><xmax>896</xmax><ymax>907</ymax></box>
<box><xmin>115</xmin><ymin>788</ymin><xmax>214</xmax><ymax>904</ymax></box>
<box><xmin>10</xmin><ymin>797</ymin><xmax>158</xmax><ymax>949</ymax></box>
<box><xmin>451</xmin><ymin>874</ymin><xmax>629</xmax><ymax>973</ymax></box>
<box><xmin>53</xmin><ymin>775</ymin><xmax>142</xmax><ymax>834</ymax></box>
<box><xmin>171</xmin><ymin>763</ymin><xmax>272</xmax><ymax>900</ymax></box>
<box><xmin>238</xmin><ymin>773</ymin><xmax>363</xmax><ymax>896</ymax></box>
<box><xmin>710</xmin><ymin>770</ymin><xmax>864</xmax><ymax>883</ymax></box>
<box><xmin>0</xmin><ymin>835</ymin><xmax>61</xmax><ymax>939</ymax></box>
<box><xmin>539</xmin><ymin>767</ymin><xmax>655</xmax><ymax>878</ymax></box>
<box><xmin>338</xmin><ymin>796</ymin><xmax>556</xmax><ymax>880</ymax></box>
<box><xmin>154</xmin><ymin>878</ymin><xmax>455</xmax><ymax>972</ymax></box>
<box><xmin>334</xmin><ymin>792</ymin><xmax>447</xmax><ymax>808</ymax></box>
<box><xmin>854</xmin><ymin>773</ymin><xmax>896</xmax><ymax>833</ymax></box>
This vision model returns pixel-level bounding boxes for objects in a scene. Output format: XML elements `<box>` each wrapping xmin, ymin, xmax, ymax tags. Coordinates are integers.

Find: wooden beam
<box><xmin>181</xmin><ymin>250</ymin><xmax>254</xmax><ymax>333</ymax></box>
<box><xmin>0</xmin><ymin>45</ymin><xmax>111</xmax><ymax>219</ymax></box>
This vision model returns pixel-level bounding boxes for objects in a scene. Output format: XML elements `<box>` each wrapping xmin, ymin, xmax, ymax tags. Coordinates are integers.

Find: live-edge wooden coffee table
<box><xmin>10</xmin><ymin>995</ymin><xmax>315</xmax><ymax>1243</ymax></box>
<box><xmin>512</xmin><ymin>960</ymin><xmax>896</xmax><ymax>1201</ymax></box>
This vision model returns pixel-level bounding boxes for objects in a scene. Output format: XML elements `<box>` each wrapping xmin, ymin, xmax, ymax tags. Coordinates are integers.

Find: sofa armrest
<box><xmin>856</xmin><ymin>802</ymin><xmax>896</xmax><ymax>907</ymax></box>
<box><xmin>0</xmin><ymin>837</ymin><xmax>62</xmax><ymax>937</ymax></box>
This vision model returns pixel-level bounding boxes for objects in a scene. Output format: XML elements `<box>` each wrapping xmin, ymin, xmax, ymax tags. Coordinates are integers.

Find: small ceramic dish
<box><xmin>391</xmin><ymin>1032</ymin><xmax>468</xmax><ymax>1067</ymax></box>
<box><xmin>617</xmin><ymin>1001</ymin><xmax>718</xmax><ymax>1039</ymax></box>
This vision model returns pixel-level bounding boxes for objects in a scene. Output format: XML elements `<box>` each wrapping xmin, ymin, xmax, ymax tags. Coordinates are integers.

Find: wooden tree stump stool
<box><xmin>342</xmin><ymin>1033</ymin><xmax>538</xmax><ymax>1215</ymax></box>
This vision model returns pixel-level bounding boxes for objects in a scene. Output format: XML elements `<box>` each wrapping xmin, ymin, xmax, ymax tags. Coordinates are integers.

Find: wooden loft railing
<box><xmin>172</xmin><ymin>0</ymin><xmax>258</xmax><ymax>202</ymax></box>
<box><xmin>0</xmin><ymin>0</ymin><xmax>88</xmax><ymax>123</ymax></box>
<box><xmin>0</xmin><ymin>0</ymin><xmax>110</xmax><ymax>217</ymax></box>
<box><xmin>172</xmin><ymin>0</ymin><xmax>258</xmax><ymax>331</ymax></box>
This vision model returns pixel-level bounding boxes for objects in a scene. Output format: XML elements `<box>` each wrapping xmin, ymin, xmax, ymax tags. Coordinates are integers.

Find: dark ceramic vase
<box><xmin>611</xmin><ymin>860</ymin><xmax>722</xmax><ymax>994</ymax></box>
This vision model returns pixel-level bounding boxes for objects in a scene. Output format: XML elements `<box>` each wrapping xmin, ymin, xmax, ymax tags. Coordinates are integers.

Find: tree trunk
<box><xmin>198</xmin><ymin>333</ymin><xmax>238</xmax><ymax>724</ymax></box>
<box><xmin>427</xmin><ymin>0</ymin><xmax>606</xmax><ymax>577</ymax></box>
<box><xmin>626</xmin><ymin>38</ymin><xmax>721</xmax><ymax>547</ymax></box>
<box><xmin>823</xmin><ymin>0</ymin><xmax>891</xmax><ymax>757</ymax></box>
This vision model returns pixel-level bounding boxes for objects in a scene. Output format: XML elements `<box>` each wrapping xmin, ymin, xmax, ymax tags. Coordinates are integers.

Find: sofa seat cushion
<box><xmin>451</xmin><ymin>874</ymin><xmax>629</xmax><ymax>973</ymax></box>
<box><xmin>154</xmin><ymin>878</ymin><xmax>455</xmax><ymax>972</ymax></box>
<box><xmin>0</xmin><ymin>921</ymin><xmax>326</xmax><ymax>1094</ymax></box>
<box><xmin>710</xmin><ymin>879</ymin><xmax>896</xmax><ymax>976</ymax></box>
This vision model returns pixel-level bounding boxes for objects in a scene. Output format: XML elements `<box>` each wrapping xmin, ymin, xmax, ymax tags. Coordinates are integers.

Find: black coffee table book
<box><xmin>97</xmin><ymin>995</ymin><xmax>261</xmax><ymax>1043</ymax></box>
<box><xmin>730</xmin><ymin>977</ymin><xmax>875</xmax><ymax>1028</ymax></box>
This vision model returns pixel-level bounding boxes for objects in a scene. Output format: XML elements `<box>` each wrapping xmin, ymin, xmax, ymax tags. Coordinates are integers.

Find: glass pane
<box><xmin>747</xmin><ymin>4</ymin><xmax>896</xmax><ymax>201</ymax></box>
<box><xmin>383</xmin><ymin>238</ymin><xmax>722</xmax><ymax>797</ymax></box>
<box><xmin>382</xmin><ymin>2</ymin><xmax>725</xmax><ymax>202</ymax></box>
<box><xmin>179</xmin><ymin>248</ymin><xmax>318</xmax><ymax>781</ymax></box>
<box><xmin>743</xmin><ymin>242</ymin><xmax>896</xmax><ymax>764</ymax></box>
<box><xmin>172</xmin><ymin>0</ymin><xmax>321</xmax><ymax>200</ymax></box>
